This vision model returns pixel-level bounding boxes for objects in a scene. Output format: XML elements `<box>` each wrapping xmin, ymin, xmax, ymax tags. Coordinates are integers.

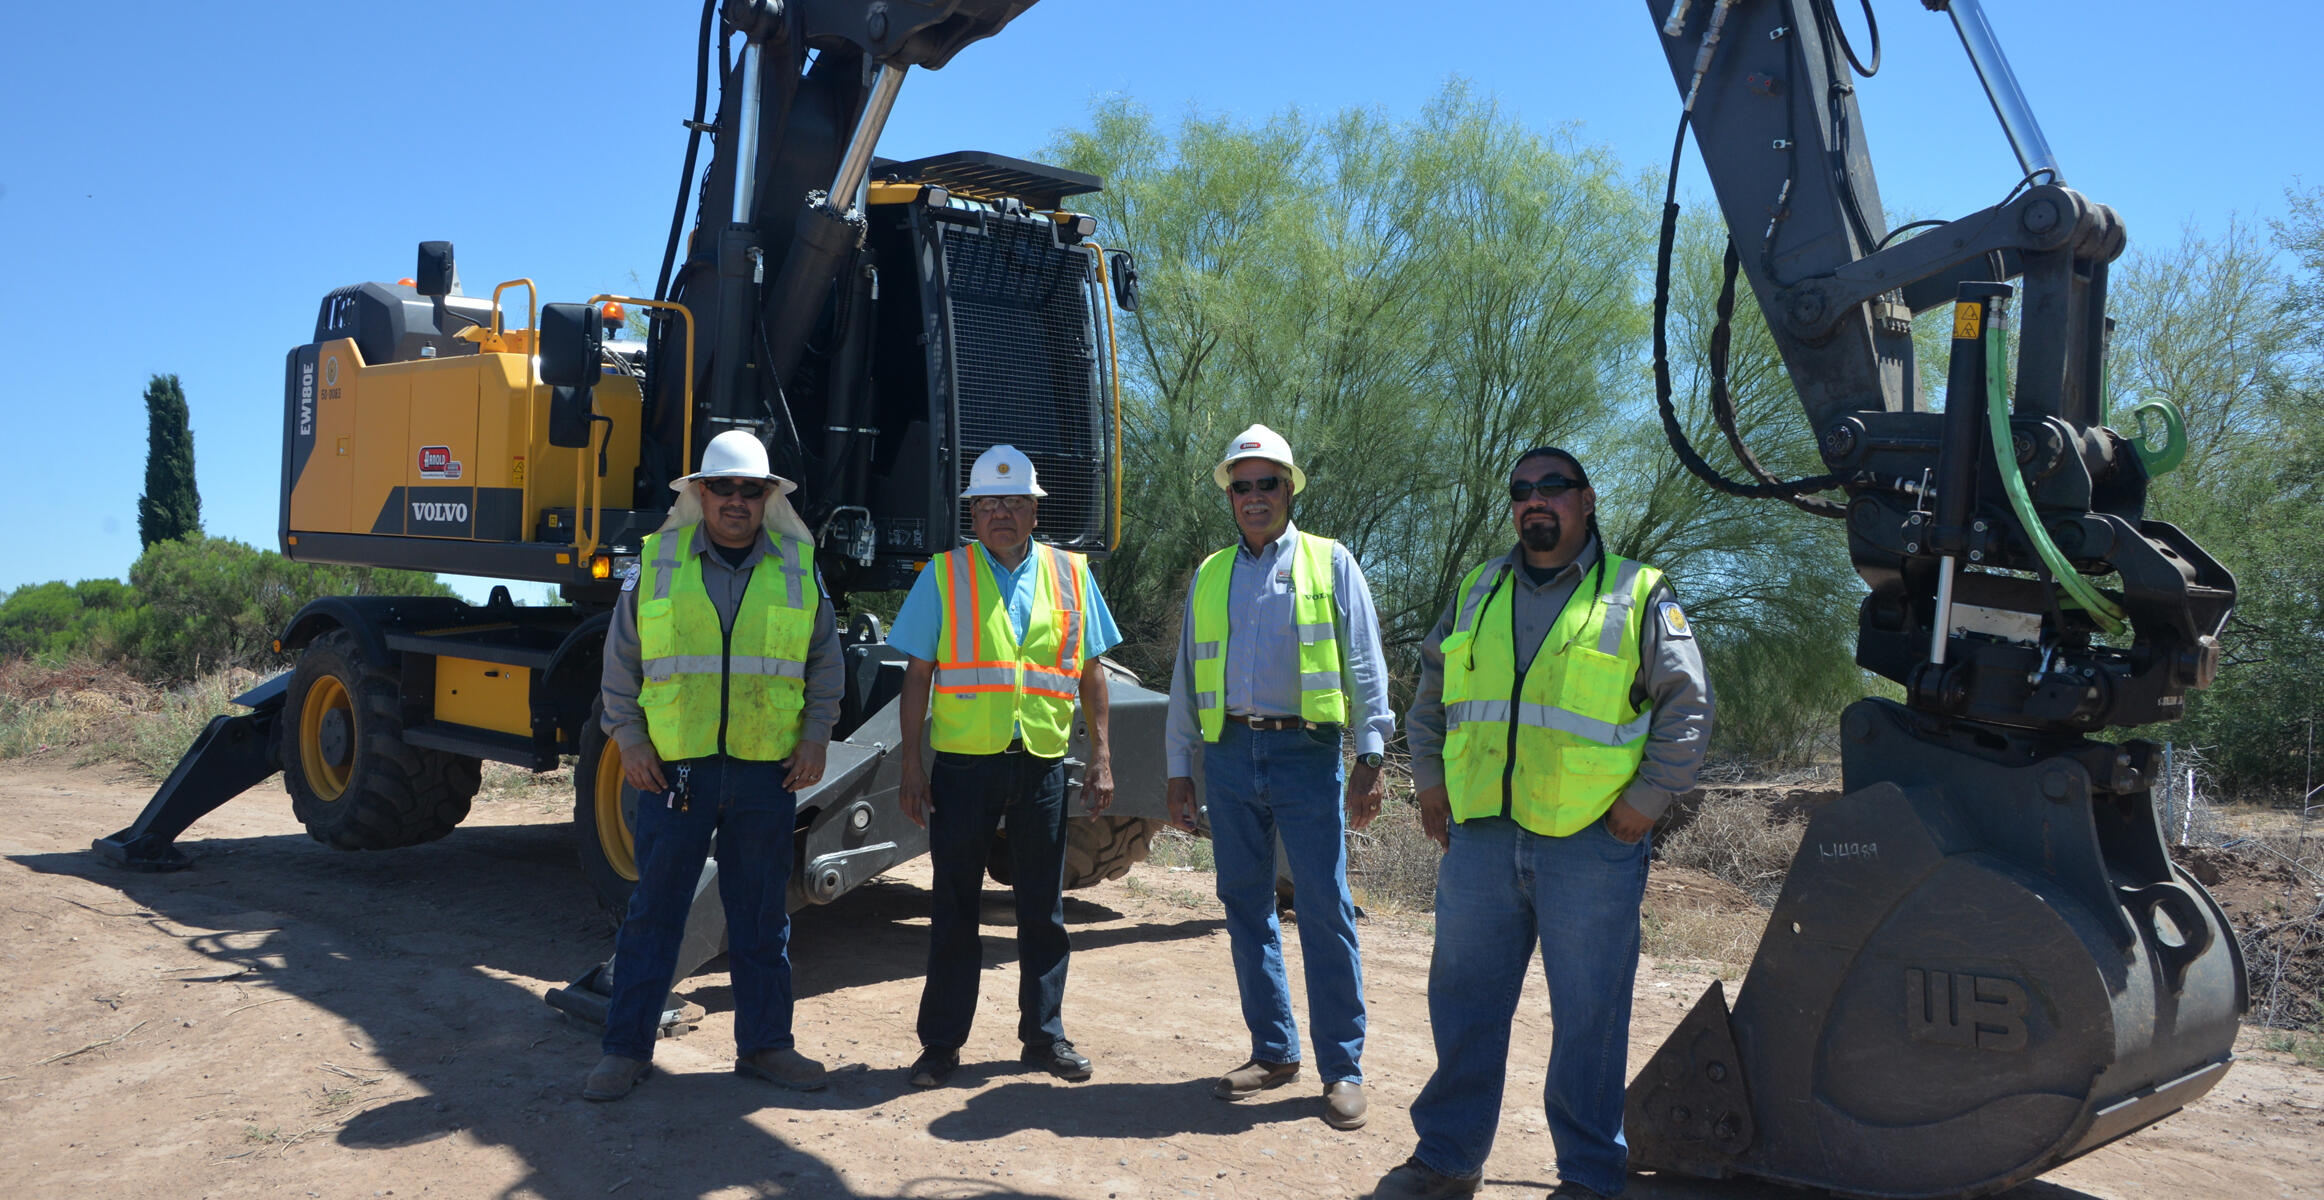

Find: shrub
<box><xmin>124</xmin><ymin>536</ymin><xmax>450</xmax><ymax>681</ymax></box>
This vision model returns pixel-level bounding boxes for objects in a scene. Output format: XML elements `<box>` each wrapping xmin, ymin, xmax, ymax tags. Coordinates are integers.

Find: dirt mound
<box><xmin>2174</xmin><ymin>844</ymin><xmax>2324</xmax><ymax>1029</ymax></box>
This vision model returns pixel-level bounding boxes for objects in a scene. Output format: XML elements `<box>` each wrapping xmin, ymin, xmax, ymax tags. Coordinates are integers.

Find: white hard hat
<box><xmin>670</xmin><ymin>430</ymin><xmax>797</xmax><ymax>494</ymax></box>
<box><xmin>1212</xmin><ymin>422</ymin><xmax>1306</xmax><ymax>494</ymax></box>
<box><xmin>963</xmin><ymin>444</ymin><xmax>1047</xmax><ymax>498</ymax></box>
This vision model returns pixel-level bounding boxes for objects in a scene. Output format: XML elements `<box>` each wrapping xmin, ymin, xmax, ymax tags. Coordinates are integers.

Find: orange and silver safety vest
<box><xmin>930</xmin><ymin>542</ymin><xmax>1089</xmax><ymax>757</ymax></box>
<box><xmin>1440</xmin><ymin>553</ymin><xmax>1661</xmax><ymax>836</ymax></box>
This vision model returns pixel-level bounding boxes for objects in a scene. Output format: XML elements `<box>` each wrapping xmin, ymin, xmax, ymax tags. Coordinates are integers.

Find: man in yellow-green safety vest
<box><xmin>1370</xmin><ymin>446</ymin><xmax>1713</xmax><ymax>1200</ymax></box>
<box><xmin>1165</xmin><ymin>423</ymin><xmax>1394</xmax><ymax>1134</ymax></box>
<box><xmin>892</xmin><ymin>445</ymin><xmax>1122</xmax><ymax>1090</ymax></box>
<box><xmin>587</xmin><ymin>430</ymin><xmax>846</xmax><ymax>1103</ymax></box>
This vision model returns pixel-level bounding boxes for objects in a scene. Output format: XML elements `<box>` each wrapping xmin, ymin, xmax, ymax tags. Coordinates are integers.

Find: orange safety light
<box><xmin>591</xmin><ymin>555</ymin><xmax>612</xmax><ymax>580</ymax></box>
<box><xmin>601</xmin><ymin>301</ymin><xmax>626</xmax><ymax>325</ymax></box>
<box><xmin>397</xmin><ymin>277</ymin><xmax>417</xmax><ymax>288</ymax></box>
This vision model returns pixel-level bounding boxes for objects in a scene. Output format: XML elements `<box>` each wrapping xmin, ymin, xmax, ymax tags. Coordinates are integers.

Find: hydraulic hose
<box><xmin>1984</xmin><ymin>328</ymin><xmax>2127</xmax><ymax>634</ymax></box>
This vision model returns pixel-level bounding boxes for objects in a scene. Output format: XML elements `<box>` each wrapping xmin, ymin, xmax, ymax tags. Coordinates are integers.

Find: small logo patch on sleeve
<box><xmin>1658</xmin><ymin>601</ymin><xmax>1692</xmax><ymax>639</ymax></box>
<box><xmin>620</xmin><ymin>563</ymin><xmax>641</xmax><ymax>593</ymax></box>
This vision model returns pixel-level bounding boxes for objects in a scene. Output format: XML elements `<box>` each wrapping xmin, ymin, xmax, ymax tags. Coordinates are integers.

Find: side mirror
<box><xmin>1108</xmin><ymin>250</ymin><xmax>1139</xmax><ymax>312</ymax></box>
<box><xmin>547</xmin><ymin>386</ymin><xmax>595</xmax><ymax>449</ymax></box>
<box><xmin>539</xmin><ymin>302</ymin><xmax>602</xmax><ymax>390</ymax></box>
<box><xmin>416</xmin><ymin>241</ymin><xmax>455</xmax><ymax>298</ymax></box>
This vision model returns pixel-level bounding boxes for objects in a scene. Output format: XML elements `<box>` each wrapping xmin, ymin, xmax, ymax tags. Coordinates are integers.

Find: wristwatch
<box><xmin>1356</xmin><ymin>752</ymin><xmax>1385</xmax><ymax>768</ymax></box>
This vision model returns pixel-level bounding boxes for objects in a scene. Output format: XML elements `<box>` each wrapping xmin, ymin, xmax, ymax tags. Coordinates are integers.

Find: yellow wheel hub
<box><xmin>297</xmin><ymin>675</ymin><xmax>354</xmax><ymax>802</ymax></box>
<box><xmin>593</xmin><ymin>739</ymin><xmax>639</xmax><ymax>882</ymax></box>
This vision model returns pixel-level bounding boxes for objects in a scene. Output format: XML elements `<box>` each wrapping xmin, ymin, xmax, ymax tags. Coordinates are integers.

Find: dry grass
<box><xmin>1657</xmin><ymin>790</ymin><xmax>1809</xmax><ymax>907</ymax></box>
<box><xmin>1348</xmin><ymin>794</ymin><xmax>1443</xmax><ymax>916</ymax></box>
<box><xmin>476</xmin><ymin>761</ymin><xmax>573</xmax><ymax>814</ymax></box>
<box><xmin>1639</xmin><ymin>905</ymin><xmax>1762</xmax><ymax>976</ymax></box>
<box><xmin>0</xmin><ymin>658</ymin><xmax>263</xmax><ymax>779</ymax></box>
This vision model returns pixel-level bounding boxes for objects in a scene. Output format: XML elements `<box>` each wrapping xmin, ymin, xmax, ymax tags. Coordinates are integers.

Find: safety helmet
<box><xmin>1211</xmin><ymin>422</ymin><xmax>1306</xmax><ymax>494</ymax></box>
<box><xmin>962</xmin><ymin>444</ymin><xmax>1047</xmax><ymax>498</ymax></box>
<box><xmin>670</xmin><ymin>429</ymin><xmax>798</xmax><ymax>494</ymax></box>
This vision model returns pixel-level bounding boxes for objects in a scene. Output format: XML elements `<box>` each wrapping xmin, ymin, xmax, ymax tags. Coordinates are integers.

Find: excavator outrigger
<box><xmin>1625</xmin><ymin>2</ymin><xmax>2241</xmax><ymax>1196</ymax></box>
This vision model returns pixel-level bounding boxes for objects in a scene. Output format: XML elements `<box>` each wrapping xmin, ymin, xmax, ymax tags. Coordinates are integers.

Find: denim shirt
<box><xmin>1165</xmin><ymin>521</ymin><xmax>1395</xmax><ymax>777</ymax></box>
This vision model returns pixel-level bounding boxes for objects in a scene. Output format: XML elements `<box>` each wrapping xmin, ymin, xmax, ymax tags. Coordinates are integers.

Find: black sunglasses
<box><xmin>704</xmin><ymin>478</ymin><xmax>771</xmax><ymax>500</ymax></box>
<box><xmin>1507</xmin><ymin>475</ymin><xmax>1582</xmax><ymax>503</ymax></box>
<box><xmin>1228</xmin><ymin>476</ymin><xmax>1285</xmax><ymax>495</ymax></box>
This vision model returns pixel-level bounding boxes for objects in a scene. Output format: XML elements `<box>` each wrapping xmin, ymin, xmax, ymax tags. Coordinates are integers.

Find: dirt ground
<box><xmin>1</xmin><ymin>761</ymin><xmax>2318</xmax><ymax>1200</ymax></box>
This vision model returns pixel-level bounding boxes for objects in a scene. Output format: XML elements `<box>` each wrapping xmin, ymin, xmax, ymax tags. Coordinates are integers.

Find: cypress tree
<box><xmin>137</xmin><ymin>373</ymin><xmax>202</xmax><ymax>548</ymax></box>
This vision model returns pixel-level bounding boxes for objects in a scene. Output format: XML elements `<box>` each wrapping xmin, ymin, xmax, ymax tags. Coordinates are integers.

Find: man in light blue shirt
<box><xmin>1165</xmin><ymin>423</ymin><xmax>1393</xmax><ymax>1133</ymax></box>
<box><xmin>889</xmin><ymin>445</ymin><xmax>1123</xmax><ymax>1090</ymax></box>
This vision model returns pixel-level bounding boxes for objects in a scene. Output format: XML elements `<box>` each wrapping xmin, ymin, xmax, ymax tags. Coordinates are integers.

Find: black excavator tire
<box><xmin>281</xmin><ymin>628</ymin><xmax>479</xmax><ymax>850</ymax></box>
<box><xmin>988</xmin><ymin>814</ymin><xmax>1159</xmax><ymax>890</ymax></box>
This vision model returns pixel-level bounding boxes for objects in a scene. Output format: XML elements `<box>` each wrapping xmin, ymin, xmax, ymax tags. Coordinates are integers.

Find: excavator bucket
<box><xmin>1625</xmin><ymin>699</ymin><xmax>2246</xmax><ymax>1198</ymax></box>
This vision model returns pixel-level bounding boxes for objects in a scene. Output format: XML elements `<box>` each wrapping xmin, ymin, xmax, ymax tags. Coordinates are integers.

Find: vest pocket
<box><xmin>1557</xmin><ymin>645</ymin><xmax>1629</xmax><ymax>720</ymax></box>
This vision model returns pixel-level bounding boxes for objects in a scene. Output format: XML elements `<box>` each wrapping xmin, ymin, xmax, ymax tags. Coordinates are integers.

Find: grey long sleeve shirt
<box><xmin>1165</xmin><ymin>521</ymin><xmax>1395</xmax><ymax>778</ymax></box>
<box><xmin>600</xmin><ymin>525</ymin><xmax>845</xmax><ymax>758</ymax></box>
<box><xmin>1405</xmin><ymin>535</ymin><xmax>1713</xmax><ymax>820</ymax></box>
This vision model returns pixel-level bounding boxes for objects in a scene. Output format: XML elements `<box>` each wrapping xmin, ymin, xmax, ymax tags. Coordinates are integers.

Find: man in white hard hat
<box><xmin>585</xmin><ymin>429</ymin><xmax>845</xmax><ymax>1101</ymax></box>
<box><xmin>888</xmin><ymin>444</ymin><xmax>1122</xmax><ymax>1088</ymax></box>
<box><xmin>1164</xmin><ymin>422</ymin><xmax>1393</xmax><ymax>1131</ymax></box>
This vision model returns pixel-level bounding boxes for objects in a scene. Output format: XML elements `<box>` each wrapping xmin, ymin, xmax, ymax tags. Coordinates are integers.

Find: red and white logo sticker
<box><xmin>1239</xmin><ymin>441</ymin><xmax>1261</xmax><ymax>450</ymax></box>
<box><xmin>418</xmin><ymin>445</ymin><xmax>464</xmax><ymax>480</ymax></box>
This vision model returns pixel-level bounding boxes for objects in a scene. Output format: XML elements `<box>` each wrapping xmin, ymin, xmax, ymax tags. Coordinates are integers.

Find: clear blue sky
<box><xmin>2</xmin><ymin>1</ymin><xmax>2313</xmax><ymax>601</ymax></box>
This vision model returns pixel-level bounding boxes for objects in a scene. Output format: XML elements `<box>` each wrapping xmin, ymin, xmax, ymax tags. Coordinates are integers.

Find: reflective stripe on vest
<box><xmin>1439</xmin><ymin>553</ymin><xmax>1661</xmax><ymax>836</ymax></box>
<box><xmin>635</xmin><ymin>525</ymin><xmax>817</xmax><ymax>762</ymax></box>
<box><xmin>931</xmin><ymin>542</ymin><xmax>1087</xmax><ymax>757</ymax></box>
<box><xmin>1189</xmin><ymin>531</ymin><xmax>1348</xmax><ymax>742</ymax></box>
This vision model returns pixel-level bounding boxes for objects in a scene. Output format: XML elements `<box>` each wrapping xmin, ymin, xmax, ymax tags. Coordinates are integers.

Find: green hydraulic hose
<box><xmin>1985</xmin><ymin>329</ymin><xmax>2129</xmax><ymax>635</ymax></box>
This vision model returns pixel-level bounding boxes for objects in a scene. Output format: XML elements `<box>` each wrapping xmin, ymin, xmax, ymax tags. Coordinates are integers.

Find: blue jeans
<box><xmin>916</xmin><ymin>750</ymin><xmax>1071</xmax><ymax>1051</ymax></box>
<box><xmin>1204</xmin><ymin>721</ymin><xmax>1365</xmax><ymax>1083</ymax></box>
<box><xmin>1409</xmin><ymin>814</ymin><xmax>1650</xmax><ymax>1196</ymax></box>
<box><xmin>603</xmin><ymin>756</ymin><xmax>798</xmax><ymax>1062</ymax></box>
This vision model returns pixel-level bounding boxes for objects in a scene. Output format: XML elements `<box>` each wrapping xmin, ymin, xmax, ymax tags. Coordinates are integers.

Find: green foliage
<box><xmin>1050</xmin><ymin>85</ymin><xmax>1866</xmax><ymax>762</ymax></box>
<box><xmin>137</xmin><ymin>373</ymin><xmax>201</xmax><ymax>548</ymax></box>
<box><xmin>2111</xmin><ymin>208</ymin><xmax>2324</xmax><ymax>794</ymax></box>
<box><xmin>123</xmin><ymin>536</ymin><xmax>452</xmax><ymax>681</ymax></box>
<box><xmin>0</xmin><ymin>538</ymin><xmax>452</xmax><ymax>683</ymax></box>
<box><xmin>0</xmin><ymin>579</ymin><xmax>137</xmax><ymax>662</ymax></box>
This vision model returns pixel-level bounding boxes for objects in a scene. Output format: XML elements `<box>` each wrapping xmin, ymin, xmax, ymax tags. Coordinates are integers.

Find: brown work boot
<box><xmin>581</xmin><ymin>1054</ymin><xmax>651</xmax><ymax>1102</ymax></box>
<box><xmin>1323</xmin><ymin>1079</ymin><xmax>1368</xmax><ymax>1129</ymax></box>
<box><xmin>735</xmin><ymin>1047</ymin><xmax>828</xmax><ymax>1092</ymax></box>
<box><xmin>1213</xmin><ymin>1057</ymin><xmax>1301</xmax><ymax>1099</ymax></box>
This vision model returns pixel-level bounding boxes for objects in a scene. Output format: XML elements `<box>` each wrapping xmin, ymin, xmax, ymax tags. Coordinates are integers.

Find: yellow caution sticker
<box><xmin>511</xmin><ymin>455</ymin><xmax>527</xmax><ymax>486</ymax></box>
<box><xmin>1953</xmin><ymin>303</ymin><xmax>1983</xmax><ymax>340</ymax></box>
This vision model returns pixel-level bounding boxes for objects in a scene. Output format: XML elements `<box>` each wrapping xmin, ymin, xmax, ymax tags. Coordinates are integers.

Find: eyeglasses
<box><xmin>971</xmin><ymin>495</ymin><xmax>1035</xmax><ymax>513</ymax></box>
<box><xmin>704</xmin><ymin>479</ymin><xmax>770</xmax><ymax>500</ymax></box>
<box><xmin>1507</xmin><ymin>475</ymin><xmax>1583</xmax><ymax>503</ymax></box>
<box><xmin>1228</xmin><ymin>476</ymin><xmax>1285</xmax><ymax>496</ymax></box>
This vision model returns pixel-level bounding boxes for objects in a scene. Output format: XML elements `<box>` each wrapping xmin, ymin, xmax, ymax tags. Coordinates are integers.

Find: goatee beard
<box><xmin>1520</xmin><ymin>516</ymin><xmax>1562</xmax><ymax>552</ymax></box>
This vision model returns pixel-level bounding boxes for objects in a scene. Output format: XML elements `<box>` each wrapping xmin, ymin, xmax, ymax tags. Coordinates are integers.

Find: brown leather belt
<box><xmin>1225</xmin><ymin>713</ymin><xmax>1316</xmax><ymax>732</ymax></box>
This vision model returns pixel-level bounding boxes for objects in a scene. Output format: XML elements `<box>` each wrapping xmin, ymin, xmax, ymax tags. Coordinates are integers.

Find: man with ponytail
<box><xmin>584</xmin><ymin>430</ymin><xmax>845</xmax><ymax>1102</ymax></box>
<box><xmin>1371</xmin><ymin>446</ymin><xmax>1714</xmax><ymax>1200</ymax></box>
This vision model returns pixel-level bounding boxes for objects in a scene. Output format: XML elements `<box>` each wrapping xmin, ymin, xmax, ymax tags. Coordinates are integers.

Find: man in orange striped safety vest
<box><xmin>889</xmin><ymin>445</ymin><xmax>1122</xmax><ymax>1089</ymax></box>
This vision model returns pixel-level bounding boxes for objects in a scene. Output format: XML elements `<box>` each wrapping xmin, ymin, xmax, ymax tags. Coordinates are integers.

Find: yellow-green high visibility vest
<box><xmin>635</xmin><ymin>524</ymin><xmax>818</xmax><ymax>762</ymax></box>
<box><xmin>930</xmin><ymin>542</ymin><xmax>1089</xmax><ymax>758</ymax></box>
<box><xmin>1189</xmin><ymin>531</ymin><xmax>1348</xmax><ymax>741</ymax></box>
<box><xmin>1439</xmin><ymin>553</ymin><xmax>1662</xmax><ymax>836</ymax></box>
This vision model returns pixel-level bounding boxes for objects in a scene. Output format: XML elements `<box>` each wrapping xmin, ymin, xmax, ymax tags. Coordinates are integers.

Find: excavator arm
<box><xmin>1624</xmin><ymin>3</ymin><xmax>2242</xmax><ymax>1196</ymax></box>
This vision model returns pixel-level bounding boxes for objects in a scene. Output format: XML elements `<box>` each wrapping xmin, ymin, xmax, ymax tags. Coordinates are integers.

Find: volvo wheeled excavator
<box><xmin>95</xmin><ymin>0</ymin><xmax>2240</xmax><ymax>1194</ymax></box>
<box><xmin>1624</xmin><ymin>2</ymin><xmax>2241</xmax><ymax>1196</ymax></box>
<box><xmin>94</xmin><ymin>0</ymin><xmax>1164</xmax><ymax>1010</ymax></box>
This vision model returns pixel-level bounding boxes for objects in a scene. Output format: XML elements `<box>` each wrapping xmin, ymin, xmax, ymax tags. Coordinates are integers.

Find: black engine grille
<box><xmin>941</xmin><ymin>215</ymin><xmax>1107</xmax><ymax>550</ymax></box>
